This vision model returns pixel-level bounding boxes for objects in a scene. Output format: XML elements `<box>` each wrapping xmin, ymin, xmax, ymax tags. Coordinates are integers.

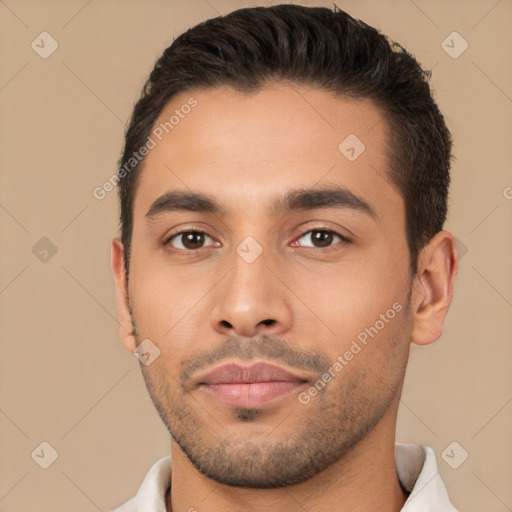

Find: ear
<box><xmin>410</xmin><ymin>230</ymin><xmax>458</xmax><ymax>346</ymax></box>
<box><xmin>111</xmin><ymin>238</ymin><xmax>137</xmax><ymax>352</ymax></box>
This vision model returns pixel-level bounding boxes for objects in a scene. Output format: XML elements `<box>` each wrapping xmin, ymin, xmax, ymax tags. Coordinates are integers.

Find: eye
<box><xmin>166</xmin><ymin>231</ymin><xmax>216</xmax><ymax>251</ymax></box>
<box><xmin>294</xmin><ymin>229</ymin><xmax>347</xmax><ymax>248</ymax></box>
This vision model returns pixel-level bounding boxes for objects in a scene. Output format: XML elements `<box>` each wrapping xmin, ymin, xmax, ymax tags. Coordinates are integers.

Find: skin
<box><xmin>112</xmin><ymin>83</ymin><xmax>458</xmax><ymax>512</ymax></box>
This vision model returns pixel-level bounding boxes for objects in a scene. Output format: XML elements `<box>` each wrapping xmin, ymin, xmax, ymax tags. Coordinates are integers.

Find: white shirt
<box><xmin>111</xmin><ymin>443</ymin><xmax>459</xmax><ymax>512</ymax></box>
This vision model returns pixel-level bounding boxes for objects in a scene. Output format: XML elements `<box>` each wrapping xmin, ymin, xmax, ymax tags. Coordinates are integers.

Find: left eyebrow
<box><xmin>271</xmin><ymin>186</ymin><xmax>377</xmax><ymax>219</ymax></box>
<box><xmin>145</xmin><ymin>186</ymin><xmax>377</xmax><ymax>220</ymax></box>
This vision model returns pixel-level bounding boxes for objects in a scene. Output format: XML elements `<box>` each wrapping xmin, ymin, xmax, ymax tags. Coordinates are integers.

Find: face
<box><xmin>121</xmin><ymin>84</ymin><xmax>415</xmax><ymax>487</ymax></box>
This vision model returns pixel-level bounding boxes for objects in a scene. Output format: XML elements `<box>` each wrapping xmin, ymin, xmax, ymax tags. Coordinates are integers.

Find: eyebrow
<box><xmin>146</xmin><ymin>186</ymin><xmax>376</xmax><ymax>219</ymax></box>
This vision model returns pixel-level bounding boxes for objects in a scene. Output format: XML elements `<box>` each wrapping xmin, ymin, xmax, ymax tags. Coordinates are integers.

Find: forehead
<box><xmin>134</xmin><ymin>84</ymin><xmax>401</xmax><ymax>220</ymax></box>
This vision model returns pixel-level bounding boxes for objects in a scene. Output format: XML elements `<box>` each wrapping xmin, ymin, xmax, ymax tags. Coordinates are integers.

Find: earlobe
<box><xmin>111</xmin><ymin>238</ymin><xmax>137</xmax><ymax>352</ymax></box>
<box><xmin>410</xmin><ymin>231</ymin><xmax>458</xmax><ymax>346</ymax></box>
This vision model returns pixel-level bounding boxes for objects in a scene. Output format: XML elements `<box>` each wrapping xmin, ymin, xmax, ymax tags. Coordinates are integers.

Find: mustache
<box><xmin>179</xmin><ymin>335</ymin><xmax>332</xmax><ymax>390</ymax></box>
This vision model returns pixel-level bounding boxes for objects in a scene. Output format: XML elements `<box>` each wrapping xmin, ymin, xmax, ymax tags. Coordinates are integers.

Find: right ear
<box><xmin>111</xmin><ymin>238</ymin><xmax>137</xmax><ymax>352</ymax></box>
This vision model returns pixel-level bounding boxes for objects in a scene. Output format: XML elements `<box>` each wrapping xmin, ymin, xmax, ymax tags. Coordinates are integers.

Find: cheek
<box><xmin>128</xmin><ymin>258</ymin><xmax>196</xmax><ymax>337</ymax></box>
<box><xmin>325</xmin><ymin>304</ymin><xmax>410</xmax><ymax>396</ymax></box>
<box><xmin>128</xmin><ymin>253</ymin><xmax>221</xmax><ymax>364</ymax></box>
<box><xmin>289</xmin><ymin>255</ymin><xmax>407</xmax><ymax>337</ymax></box>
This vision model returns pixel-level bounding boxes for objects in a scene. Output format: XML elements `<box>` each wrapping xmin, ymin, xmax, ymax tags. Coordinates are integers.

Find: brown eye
<box><xmin>311</xmin><ymin>230</ymin><xmax>334</xmax><ymax>247</ymax></box>
<box><xmin>168</xmin><ymin>231</ymin><xmax>214</xmax><ymax>250</ymax></box>
<box><xmin>296</xmin><ymin>229</ymin><xmax>345</xmax><ymax>248</ymax></box>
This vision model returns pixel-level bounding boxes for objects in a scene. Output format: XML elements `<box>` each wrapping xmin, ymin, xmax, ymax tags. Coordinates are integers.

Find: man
<box><xmin>111</xmin><ymin>4</ymin><xmax>459</xmax><ymax>511</ymax></box>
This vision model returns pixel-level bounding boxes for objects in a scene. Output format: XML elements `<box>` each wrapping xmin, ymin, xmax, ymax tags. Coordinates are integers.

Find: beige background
<box><xmin>1</xmin><ymin>0</ymin><xmax>511</xmax><ymax>510</ymax></box>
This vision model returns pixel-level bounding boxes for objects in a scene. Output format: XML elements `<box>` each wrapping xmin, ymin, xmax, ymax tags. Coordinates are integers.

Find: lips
<box><xmin>199</xmin><ymin>362</ymin><xmax>307</xmax><ymax>385</ymax></box>
<box><xmin>197</xmin><ymin>362</ymin><xmax>308</xmax><ymax>408</ymax></box>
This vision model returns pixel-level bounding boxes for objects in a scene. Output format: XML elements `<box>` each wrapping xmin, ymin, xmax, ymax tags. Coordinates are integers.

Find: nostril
<box><xmin>260</xmin><ymin>319</ymin><xmax>276</xmax><ymax>326</ymax></box>
<box><xmin>220</xmin><ymin>320</ymin><xmax>233</xmax><ymax>328</ymax></box>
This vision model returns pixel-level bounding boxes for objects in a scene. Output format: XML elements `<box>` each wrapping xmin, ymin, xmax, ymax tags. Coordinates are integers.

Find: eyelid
<box><xmin>292</xmin><ymin>227</ymin><xmax>351</xmax><ymax>249</ymax></box>
<box><xmin>292</xmin><ymin>220</ymin><xmax>352</xmax><ymax>241</ymax></box>
<box><xmin>164</xmin><ymin>229</ymin><xmax>217</xmax><ymax>250</ymax></box>
<box><xmin>162</xmin><ymin>223</ymin><xmax>217</xmax><ymax>243</ymax></box>
<box><xmin>303</xmin><ymin>227</ymin><xmax>350</xmax><ymax>241</ymax></box>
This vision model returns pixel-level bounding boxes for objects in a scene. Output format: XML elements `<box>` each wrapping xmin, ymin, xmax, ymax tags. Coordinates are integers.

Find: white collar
<box><xmin>395</xmin><ymin>443</ymin><xmax>459</xmax><ymax>511</ymax></box>
<box><xmin>112</xmin><ymin>443</ymin><xmax>458</xmax><ymax>511</ymax></box>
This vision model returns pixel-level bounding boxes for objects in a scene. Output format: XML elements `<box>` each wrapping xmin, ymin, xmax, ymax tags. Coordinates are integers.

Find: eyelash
<box><xmin>163</xmin><ymin>228</ymin><xmax>350</xmax><ymax>253</ymax></box>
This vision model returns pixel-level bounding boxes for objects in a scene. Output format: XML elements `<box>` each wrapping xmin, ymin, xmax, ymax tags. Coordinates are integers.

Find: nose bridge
<box><xmin>224</xmin><ymin>240</ymin><xmax>272</xmax><ymax>311</ymax></box>
<box><xmin>210</xmin><ymin>236</ymin><xmax>292</xmax><ymax>336</ymax></box>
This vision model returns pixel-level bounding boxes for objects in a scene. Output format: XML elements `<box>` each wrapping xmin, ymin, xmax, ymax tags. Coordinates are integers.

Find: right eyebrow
<box><xmin>146</xmin><ymin>191</ymin><xmax>226</xmax><ymax>219</ymax></box>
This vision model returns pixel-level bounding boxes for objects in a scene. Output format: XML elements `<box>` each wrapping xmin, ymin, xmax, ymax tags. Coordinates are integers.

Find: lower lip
<box><xmin>201</xmin><ymin>381</ymin><xmax>304</xmax><ymax>408</ymax></box>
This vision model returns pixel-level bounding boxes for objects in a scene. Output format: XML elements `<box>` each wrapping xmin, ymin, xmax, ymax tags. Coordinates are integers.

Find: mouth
<box><xmin>196</xmin><ymin>361</ymin><xmax>309</xmax><ymax>408</ymax></box>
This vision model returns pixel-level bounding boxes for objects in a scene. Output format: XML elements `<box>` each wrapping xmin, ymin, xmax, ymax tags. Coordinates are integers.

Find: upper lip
<box><xmin>197</xmin><ymin>361</ymin><xmax>309</xmax><ymax>385</ymax></box>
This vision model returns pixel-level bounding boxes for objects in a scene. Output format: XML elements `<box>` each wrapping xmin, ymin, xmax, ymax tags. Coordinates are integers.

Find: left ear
<box><xmin>410</xmin><ymin>230</ymin><xmax>458</xmax><ymax>346</ymax></box>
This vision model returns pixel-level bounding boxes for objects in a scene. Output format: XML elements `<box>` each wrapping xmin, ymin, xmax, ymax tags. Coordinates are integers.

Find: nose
<box><xmin>210</xmin><ymin>247</ymin><xmax>293</xmax><ymax>338</ymax></box>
